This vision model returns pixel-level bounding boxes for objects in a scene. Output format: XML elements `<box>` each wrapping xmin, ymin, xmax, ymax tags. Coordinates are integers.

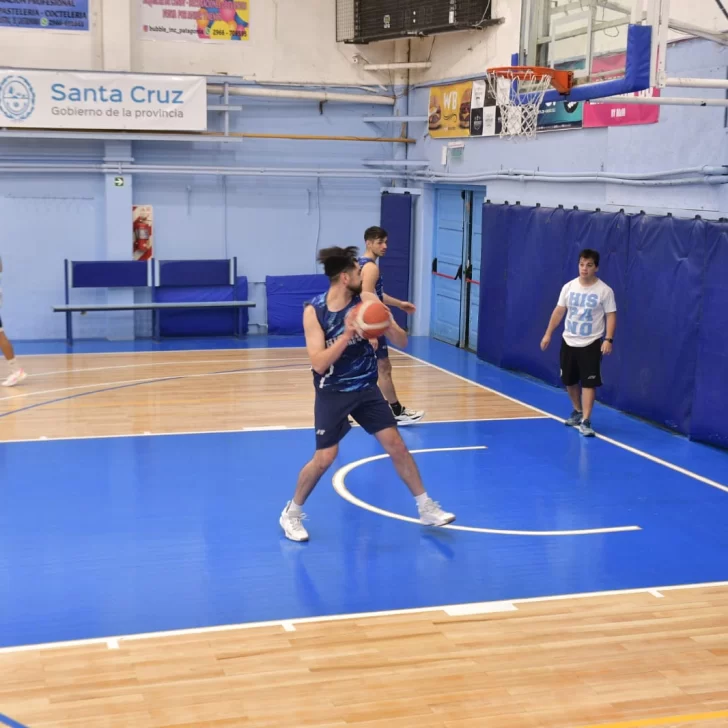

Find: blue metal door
<box><xmin>431</xmin><ymin>189</ymin><xmax>465</xmax><ymax>345</ymax></box>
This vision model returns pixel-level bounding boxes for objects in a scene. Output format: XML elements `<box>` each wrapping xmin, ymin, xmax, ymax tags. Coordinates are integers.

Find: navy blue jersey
<box><xmin>358</xmin><ymin>256</ymin><xmax>384</xmax><ymax>301</ymax></box>
<box><xmin>307</xmin><ymin>293</ymin><xmax>377</xmax><ymax>392</ymax></box>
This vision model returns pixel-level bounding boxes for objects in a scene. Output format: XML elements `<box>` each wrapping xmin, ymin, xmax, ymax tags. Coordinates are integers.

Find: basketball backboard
<box><xmin>520</xmin><ymin>0</ymin><xmax>640</xmax><ymax>86</ymax></box>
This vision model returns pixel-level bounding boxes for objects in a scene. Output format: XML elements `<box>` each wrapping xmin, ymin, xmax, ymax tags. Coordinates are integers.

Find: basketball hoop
<box><xmin>485</xmin><ymin>66</ymin><xmax>574</xmax><ymax>139</ymax></box>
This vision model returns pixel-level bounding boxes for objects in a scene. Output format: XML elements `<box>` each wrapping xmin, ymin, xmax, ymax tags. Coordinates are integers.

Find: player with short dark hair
<box><xmin>279</xmin><ymin>246</ymin><xmax>454</xmax><ymax>542</ymax></box>
<box><xmin>540</xmin><ymin>248</ymin><xmax>617</xmax><ymax>437</ymax></box>
<box><xmin>359</xmin><ymin>226</ymin><xmax>424</xmax><ymax>426</ymax></box>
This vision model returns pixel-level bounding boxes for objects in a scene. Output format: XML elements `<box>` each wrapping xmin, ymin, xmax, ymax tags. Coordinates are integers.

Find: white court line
<box><xmin>0</xmin><ymin>363</ymin><xmax>427</xmax><ymax>403</ymax></box>
<box><xmin>0</xmin><ymin>415</ymin><xmax>547</xmax><ymax>446</ymax></box>
<box><xmin>332</xmin><ymin>446</ymin><xmax>641</xmax><ymax>537</ymax></box>
<box><xmin>2</xmin><ymin>579</ymin><xmax>727</xmax><ymax>655</ymax></box>
<box><xmin>24</xmin><ymin>355</ymin><xmax>314</xmax><ymax>378</ymax></box>
<box><xmin>15</xmin><ymin>345</ymin><xmax>308</xmax><ymax>359</ymax></box>
<box><xmin>392</xmin><ymin>349</ymin><xmax>728</xmax><ymax>496</ymax></box>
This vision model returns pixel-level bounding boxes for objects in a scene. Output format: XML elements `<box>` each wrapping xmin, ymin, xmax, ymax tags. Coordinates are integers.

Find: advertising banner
<box><xmin>0</xmin><ymin>0</ymin><xmax>89</xmax><ymax>32</ymax></box>
<box><xmin>140</xmin><ymin>1</ymin><xmax>249</xmax><ymax>42</ymax></box>
<box><xmin>0</xmin><ymin>69</ymin><xmax>208</xmax><ymax>131</ymax></box>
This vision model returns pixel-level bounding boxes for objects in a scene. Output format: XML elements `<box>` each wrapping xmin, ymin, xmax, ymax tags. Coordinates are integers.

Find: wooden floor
<box><xmin>1</xmin><ymin>347</ymin><xmax>727</xmax><ymax>728</ymax></box>
<box><xmin>0</xmin><ymin>348</ymin><xmax>537</xmax><ymax>441</ymax></box>
<box><xmin>1</xmin><ymin>586</ymin><xmax>727</xmax><ymax>728</ymax></box>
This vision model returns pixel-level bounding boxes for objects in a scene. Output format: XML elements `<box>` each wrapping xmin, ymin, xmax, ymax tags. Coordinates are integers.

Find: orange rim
<box><xmin>487</xmin><ymin>66</ymin><xmax>574</xmax><ymax>95</ymax></box>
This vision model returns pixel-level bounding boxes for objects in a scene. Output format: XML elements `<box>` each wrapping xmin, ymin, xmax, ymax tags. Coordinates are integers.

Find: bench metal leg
<box><xmin>66</xmin><ymin>311</ymin><xmax>73</xmax><ymax>347</ymax></box>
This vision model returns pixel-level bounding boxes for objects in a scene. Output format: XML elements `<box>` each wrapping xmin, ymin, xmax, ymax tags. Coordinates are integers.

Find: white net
<box><xmin>484</xmin><ymin>69</ymin><xmax>554</xmax><ymax>139</ymax></box>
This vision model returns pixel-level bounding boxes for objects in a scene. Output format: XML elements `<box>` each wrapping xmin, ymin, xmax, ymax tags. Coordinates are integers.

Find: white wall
<box><xmin>1</xmin><ymin>0</ymin><xmax>723</xmax><ymax>85</ymax></box>
<box><xmin>0</xmin><ymin>0</ymin><xmax>396</xmax><ymax>84</ymax></box>
<box><xmin>409</xmin><ymin>0</ymin><xmax>520</xmax><ymax>85</ymax></box>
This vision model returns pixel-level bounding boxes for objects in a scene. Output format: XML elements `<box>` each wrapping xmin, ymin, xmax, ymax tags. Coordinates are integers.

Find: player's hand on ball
<box><xmin>344</xmin><ymin>309</ymin><xmax>359</xmax><ymax>336</ymax></box>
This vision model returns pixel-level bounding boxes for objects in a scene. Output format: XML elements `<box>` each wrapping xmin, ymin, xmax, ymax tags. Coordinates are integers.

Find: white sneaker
<box><xmin>279</xmin><ymin>502</ymin><xmax>309</xmax><ymax>542</ymax></box>
<box><xmin>395</xmin><ymin>407</ymin><xmax>425</xmax><ymax>426</ymax></box>
<box><xmin>418</xmin><ymin>498</ymin><xmax>456</xmax><ymax>527</ymax></box>
<box><xmin>2</xmin><ymin>369</ymin><xmax>27</xmax><ymax>387</ymax></box>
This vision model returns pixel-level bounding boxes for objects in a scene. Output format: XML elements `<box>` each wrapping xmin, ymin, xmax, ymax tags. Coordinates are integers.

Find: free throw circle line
<box><xmin>332</xmin><ymin>446</ymin><xmax>642</xmax><ymax>537</ymax></box>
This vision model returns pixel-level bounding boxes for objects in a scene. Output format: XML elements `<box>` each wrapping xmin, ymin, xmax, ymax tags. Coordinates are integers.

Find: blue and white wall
<box><xmin>1</xmin><ymin>0</ymin><xmax>727</xmax><ymax>340</ymax></box>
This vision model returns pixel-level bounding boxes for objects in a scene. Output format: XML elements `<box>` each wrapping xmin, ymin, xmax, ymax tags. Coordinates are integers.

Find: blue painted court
<box><xmin>1</xmin><ymin>337</ymin><xmax>727</xmax><ymax>651</ymax></box>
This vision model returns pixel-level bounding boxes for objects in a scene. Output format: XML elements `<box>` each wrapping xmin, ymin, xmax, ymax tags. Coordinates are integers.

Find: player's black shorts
<box><xmin>314</xmin><ymin>384</ymin><xmax>396</xmax><ymax>450</ymax></box>
<box><xmin>375</xmin><ymin>335</ymin><xmax>389</xmax><ymax>361</ymax></box>
<box><xmin>0</xmin><ymin>315</ymin><xmax>3</xmax><ymax>329</ymax></box>
<box><xmin>560</xmin><ymin>338</ymin><xmax>603</xmax><ymax>388</ymax></box>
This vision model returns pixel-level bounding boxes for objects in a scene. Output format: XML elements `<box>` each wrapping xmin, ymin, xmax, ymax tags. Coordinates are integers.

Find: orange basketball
<box><xmin>352</xmin><ymin>300</ymin><xmax>392</xmax><ymax>339</ymax></box>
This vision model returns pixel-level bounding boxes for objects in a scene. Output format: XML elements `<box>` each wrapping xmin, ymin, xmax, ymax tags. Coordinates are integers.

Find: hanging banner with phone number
<box><xmin>0</xmin><ymin>0</ymin><xmax>89</xmax><ymax>32</ymax></box>
<box><xmin>140</xmin><ymin>0</ymin><xmax>249</xmax><ymax>42</ymax></box>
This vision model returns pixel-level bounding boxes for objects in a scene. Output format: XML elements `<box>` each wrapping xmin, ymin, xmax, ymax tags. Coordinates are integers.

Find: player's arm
<box><xmin>361</xmin><ymin>262</ymin><xmax>380</xmax><ymax>298</ymax></box>
<box><xmin>605</xmin><ymin>311</ymin><xmax>616</xmax><ymax>339</ymax></box>
<box><xmin>602</xmin><ymin>311</ymin><xmax>617</xmax><ymax>354</ymax></box>
<box><xmin>303</xmin><ymin>304</ymin><xmax>355</xmax><ymax>375</ymax></box>
<box><xmin>382</xmin><ymin>292</ymin><xmax>416</xmax><ymax>314</ymax></box>
<box><xmin>540</xmin><ymin>305</ymin><xmax>567</xmax><ymax>350</ymax></box>
<box><xmin>383</xmin><ymin>315</ymin><xmax>408</xmax><ymax>349</ymax></box>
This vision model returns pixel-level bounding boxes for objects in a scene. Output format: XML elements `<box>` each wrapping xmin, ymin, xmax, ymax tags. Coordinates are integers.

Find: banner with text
<box><xmin>429</xmin><ymin>80</ymin><xmax>499</xmax><ymax>138</ymax></box>
<box><xmin>0</xmin><ymin>0</ymin><xmax>89</xmax><ymax>32</ymax></box>
<box><xmin>140</xmin><ymin>0</ymin><xmax>249</xmax><ymax>42</ymax></box>
<box><xmin>0</xmin><ymin>70</ymin><xmax>208</xmax><ymax>131</ymax></box>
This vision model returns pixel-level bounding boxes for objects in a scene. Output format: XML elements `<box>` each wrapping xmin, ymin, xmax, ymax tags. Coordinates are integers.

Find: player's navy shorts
<box><xmin>375</xmin><ymin>335</ymin><xmax>389</xmax><ymax>360</ymax></box>
<box><xmin>0</xmin><ymin>315</ymin><xmax>3</xmax><ymax>329</ymax></box>
<box><xmin>314</xmin><ymin>384</ymin><xmax>396</xmax><ymax>450</ymax></box>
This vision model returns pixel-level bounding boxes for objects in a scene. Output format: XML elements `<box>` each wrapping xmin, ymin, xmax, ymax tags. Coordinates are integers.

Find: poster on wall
<box><xmin>140</xmin><ymin>1</ymin><xmax>249</xmax><ymax>42</ymax></box>
<box><xmin>467</xmin><ymin>79</ymin><xmax>498</xmax><ymax>138</ymax></box>
<box><xmin>133</xmin><ymin>206</ymin><xmax>154</xmax><ymax>261</ymax></box>
<box><xmin>428</xmin><ymin>81</ymin><xmax>475</xmax><ymax>138</ymax></box>
<box><xmin>0</xmin><ymin>0</ymin><xmax>89</xmax><ymax>32</ymax></box>
<box><xmin>0</xmin><ymin>69</ymin><xmax>208</xmax><ymax>131</ymax></box>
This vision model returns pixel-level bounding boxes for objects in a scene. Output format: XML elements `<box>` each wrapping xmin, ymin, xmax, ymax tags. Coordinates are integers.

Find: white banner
<box><xmin>140</xmin><ymin>1</ymin><xmax>250</xmax><ymax>43</ymax></box>
<box><xmin>0</xmin><ymin>70</ymin><xmax>208</xmax><ymax>131</ymax></box>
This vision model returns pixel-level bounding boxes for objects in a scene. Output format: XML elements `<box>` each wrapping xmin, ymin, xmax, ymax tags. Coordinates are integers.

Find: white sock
<box><xmin>288</xmin><ymin>500</ymin><xmax>303</xmax><ymax>515</ymax></box>
<box><xmin>7</xmin><ymin>358</ymin><xmax>19</xmax><ymax>371</ymax></box>
<box><xmin>415</xmin><ymin>493</ymin><xmax>429</xmax><ymax>508</ymax></box>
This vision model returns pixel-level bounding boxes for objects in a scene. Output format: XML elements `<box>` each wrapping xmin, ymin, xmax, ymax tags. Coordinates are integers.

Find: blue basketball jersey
<box><xmin>358</xmin><ymin>256</ymin><xmax>384</xmax><ymax>301</ymax></box>
<box><xmin>307</xmin><ymin>293</ymin><xmax>378</xmax><ymax>392</ymax></box>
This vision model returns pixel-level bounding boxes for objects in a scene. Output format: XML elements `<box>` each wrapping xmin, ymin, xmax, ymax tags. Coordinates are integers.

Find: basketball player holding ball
<box><xmin>279</xmin><ymin>246</ymin><xmax>455</xmax><ymax>542</ymax></box>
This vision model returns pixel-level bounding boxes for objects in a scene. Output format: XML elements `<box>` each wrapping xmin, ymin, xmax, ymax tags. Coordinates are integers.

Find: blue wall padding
<box><xmin>266</xmin><ymin>274</ymin><xmax>328</xmax><ymax>335</ymax></box>
<box><xmin>380</xmin><ymin>192</ymin><xmax>413</xmax><ymax>330</ymax></box>
<box><xmin>543</xmin><ymin>24</ymin><xmax>652</xmax><ymax>103</ymax></box>
<box><xmin>477</xmin><ymin>202</ymin><xmax>511</xmax><ymax>368</ymax></box>
<box><xmin>158</xmin><ymin>260</ymin><xmax>230</xmax><ymax>287</ymax></box>
<box><xmin>154</xmin><ymin>285</ymin><xmax>235</xmax><ymax>337</ymax></box>
<box><xmin>477</xmin><ymin>203</ymin><xmax>726</xmax><ymax>448</ymax></box>
<box><xmin>617</xmin><ymin>214</ymin><xmax>707</xmax><ymax>434</ymax></box>
<box><xmin>689</xmin><ymin>223</ymin><xmax>728</xmax><ymax>448</ymax></box>
<box><xmin>72</xmin><ymin>261</ymin><xmax>148</xmax><ymax>288</ymax></box>
<box><xmin>502</xmin><ymin>205</ymin><xmax>569</xmax><ymax>387</ymax></box>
